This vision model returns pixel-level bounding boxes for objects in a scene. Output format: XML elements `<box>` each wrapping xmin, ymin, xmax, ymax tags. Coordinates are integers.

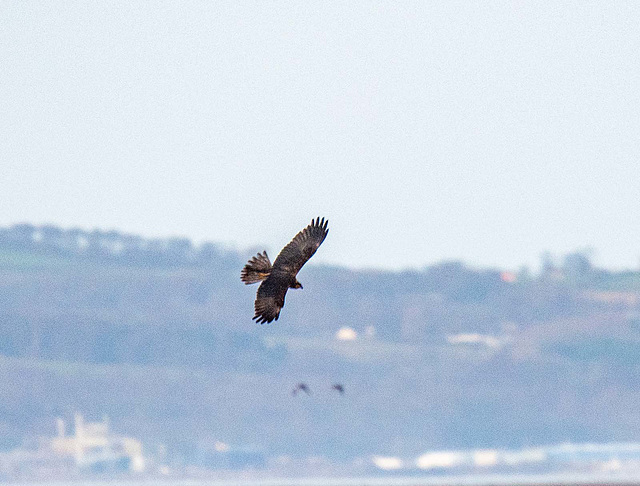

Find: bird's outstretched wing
<box><xmin>272</xmin><ymin>217</ymin><xmax>329</xmax><ymax>276</ymax></box>
<box><xmin>253</xmin><ymin>275</ymin><xmax>288</xmax><ymax>324</ymax></box>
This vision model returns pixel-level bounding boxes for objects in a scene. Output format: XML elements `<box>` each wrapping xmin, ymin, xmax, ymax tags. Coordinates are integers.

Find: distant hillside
<box><xmin>1</xmin><ymin>223</ymin><xmax>640</xmax><ymax>467</ymax></box>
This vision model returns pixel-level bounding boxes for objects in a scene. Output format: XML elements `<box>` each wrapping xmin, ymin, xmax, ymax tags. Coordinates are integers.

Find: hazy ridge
<box><xmin>0</xmin><ymin>223</ymin><xmax>639</xmax><ymax>466</ymax></box>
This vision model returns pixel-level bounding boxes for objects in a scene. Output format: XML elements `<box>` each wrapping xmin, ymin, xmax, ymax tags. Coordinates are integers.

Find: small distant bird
<box><xmin>331</xmin><ymin>384</ymin><xmax>345</xmax><ymax>395</ymax></box>
<box><xmin>241</xmin><ymin>217</ymin><xmax>329</xmax><ymax>324</ymax></box>
<box><xmin>292</xmin><ymin>383</ymin><xmax>311</xmax><ymax>396</ymax></box>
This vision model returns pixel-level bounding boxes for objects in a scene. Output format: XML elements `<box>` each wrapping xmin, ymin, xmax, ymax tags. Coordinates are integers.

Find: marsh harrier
<box><xmin>241</xmin><ymin>217</ymin><xmax>329</xmax><ymax>324</ymax></box>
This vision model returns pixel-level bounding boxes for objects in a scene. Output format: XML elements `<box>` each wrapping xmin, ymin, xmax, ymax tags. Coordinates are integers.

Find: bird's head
<box><xmin>292</xmin><ymin>279</ymin><xmax>303</xmax><ymax>290</ymax></box>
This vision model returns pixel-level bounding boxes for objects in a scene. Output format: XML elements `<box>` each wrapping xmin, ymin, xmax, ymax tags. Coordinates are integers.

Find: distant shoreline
<box><xmin>7</xmin><ymin>472</ymin><xmax>640</xmax><ymax>486</ymax></box>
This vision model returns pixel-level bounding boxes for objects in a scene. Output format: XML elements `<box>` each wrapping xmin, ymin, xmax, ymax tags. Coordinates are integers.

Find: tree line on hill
<box><xmin>0</xmin><ymin>223</ymin><xmax>632</xmax><ymax>366</ymax></box>
<box><xmin>0</xmin><ymin>223</ymin><xmax>240</xmax><ymax>268</ymax></box>
<box><xmin>0</xmin><ymin>223</ymin><xmax>639</xmax><ymax>462</ymax></box>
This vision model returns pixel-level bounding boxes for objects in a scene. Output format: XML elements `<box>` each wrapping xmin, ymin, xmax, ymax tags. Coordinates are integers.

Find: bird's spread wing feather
<box><xmin>272</xmin><ymin>217</ymin><xmax>329</xmax><ymax>276</ymax></box>
<box><xmin>253</xmin><ymin>276</ymin><xmax>288</xmax><ymax>324</ymax></box>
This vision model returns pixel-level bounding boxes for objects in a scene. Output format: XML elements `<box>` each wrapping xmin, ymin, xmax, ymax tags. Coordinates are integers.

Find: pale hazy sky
<box><xmin>2</xmin><ymin>2</ymin><xmax>639</xmax><ymax>271</ymax></box>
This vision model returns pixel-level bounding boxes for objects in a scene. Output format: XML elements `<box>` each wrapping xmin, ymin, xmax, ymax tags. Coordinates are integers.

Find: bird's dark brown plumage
<box><xmin>241</xmin><ymin>217</ymin><xmax>329</xmax><ymax>324</ymax></box>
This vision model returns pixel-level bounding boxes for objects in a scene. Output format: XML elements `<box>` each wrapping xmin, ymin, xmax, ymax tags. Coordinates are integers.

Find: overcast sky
<box><xmin>1</xmin><ymin>2</ymin><xmax>639</xmax><ymax>271</ymax></box>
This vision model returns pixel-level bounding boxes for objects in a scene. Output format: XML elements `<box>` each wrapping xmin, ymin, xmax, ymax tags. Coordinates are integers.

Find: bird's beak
<box><xmin>299</xmin><ymin>284</ymin><xmax>303</xmax><ymax>289</ymax></box>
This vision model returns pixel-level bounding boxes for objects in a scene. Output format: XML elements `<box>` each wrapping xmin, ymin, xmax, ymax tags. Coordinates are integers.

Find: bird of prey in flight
<box><xmin>241</xmin><ymin>217</ymin><xmax>329</xmax><ymax>324</ymax></box>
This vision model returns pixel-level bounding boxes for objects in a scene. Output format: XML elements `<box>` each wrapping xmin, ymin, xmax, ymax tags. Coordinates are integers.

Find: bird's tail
<box><xmin>241</xmin><ymin>251</ymin><xmax>272</xmax><ymax>284</ymax></box>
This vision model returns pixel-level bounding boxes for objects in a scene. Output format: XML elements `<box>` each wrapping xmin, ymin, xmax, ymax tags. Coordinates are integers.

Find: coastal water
<box><xmin>11</xmin><ymin>472</ymin><xmax>640</xmax><ymax>486</ymax></box>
